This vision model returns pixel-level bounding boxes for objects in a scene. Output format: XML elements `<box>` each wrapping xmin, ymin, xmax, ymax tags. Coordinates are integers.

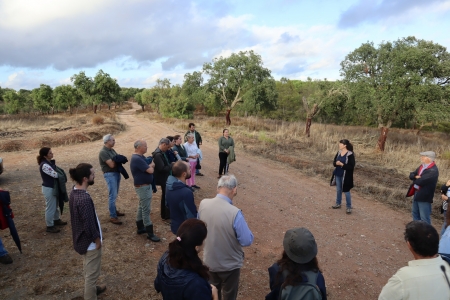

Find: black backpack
<box><xmin>278</xmin><ymin>271</ymin><xmax>322</xmax><ymax>300</ymax></box>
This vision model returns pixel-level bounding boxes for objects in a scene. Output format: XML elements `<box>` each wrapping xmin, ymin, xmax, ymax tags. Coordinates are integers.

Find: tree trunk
<box><xmin>93</xmin><ymin>104</ymin><xmax>98</xmax><ymax>114</ymax></box>
<box><xmin>376</xmin><ymin>127</ymin><xmax>389</xmax><ymax>151</ymax></box>
<box><xmin>141</xmin><ymin>105</ymin><xmax>145</xmax><ymax>112</ymax></box>
<box><xmin>226</xmin><ymin>109</ymin><xmax>231</xmax><ymax>126</ymax></box>
<box><xmin>305</xmin><ymin>118</ymin><xmax>312</xmax><ymax>138</ymax></box>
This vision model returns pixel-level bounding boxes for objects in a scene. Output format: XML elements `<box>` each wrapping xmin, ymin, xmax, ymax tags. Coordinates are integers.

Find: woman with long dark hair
<box><xmin>37</xmin><ymin>147</ymin><xmax>67</xmax><ymax>233</ymax></box>
<box><xmin>331</xmin><ymin>139</ymin><xmax>355</xmax><ymax>214</ymax></box>
<box><xmin>218</xmin><ymin>129</ymin><xmax>234</xmax><ymax>179</ymax></box>
<box><xmin>154</xmin><ymin>219</ymin><xmax>218</xmax><ymax>300</ymax></box>
<box><xmin>265</xmin><ymin>227</ymin><xmax>327</xmax><ymax>300</ymax></box>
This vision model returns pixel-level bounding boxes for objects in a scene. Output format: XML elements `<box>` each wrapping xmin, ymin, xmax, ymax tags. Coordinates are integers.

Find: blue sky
<box><xmin>0</xmin><ymin>0</ymin><xmax>449</xmax><ymax>90</ymax></box>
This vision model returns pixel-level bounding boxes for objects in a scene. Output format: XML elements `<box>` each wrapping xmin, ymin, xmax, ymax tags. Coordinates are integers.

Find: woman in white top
<box><xmin>184</xmin><ymin>134</ymin><xmax>200</xmax><ymax>189</ymax></box>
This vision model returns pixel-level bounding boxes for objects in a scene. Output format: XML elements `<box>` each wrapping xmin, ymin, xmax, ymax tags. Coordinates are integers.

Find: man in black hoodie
<box><xmin>152</xmin><ymin>138</ymin><xmax>173</xmax><ymax>220</ymax></box>
<box><xmin>166</xmin><ymin>161</ymin><xmax>197</xmax><ymax>234</ymax></box>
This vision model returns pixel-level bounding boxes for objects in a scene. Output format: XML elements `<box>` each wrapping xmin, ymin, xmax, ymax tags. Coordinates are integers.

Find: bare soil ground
<box><xmin>0</xmin><ymin>104</ymin><xmax>438</xmax><ymax>299</ymax></box>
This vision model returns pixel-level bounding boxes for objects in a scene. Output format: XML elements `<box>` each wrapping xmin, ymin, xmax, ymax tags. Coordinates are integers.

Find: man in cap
<box><xmin>379</xmin><ymin>221</ymin><xmax>450</xmax><ymax>300</ymax></box>
<box><xmin>198</xmin><ymin>175</ymin><xmax>253</xmax><ymax>300</ymax></box>
<box><xmin>406</xmin><ymin>151</ymin><xmax>439</xmax><ymax>225</ymax></box>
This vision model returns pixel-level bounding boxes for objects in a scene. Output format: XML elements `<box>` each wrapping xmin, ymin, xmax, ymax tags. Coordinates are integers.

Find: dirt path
<box><xmin>0</xmin><ymin>104</ymin><xmax>416</xmax><ymax>299</ymax></box>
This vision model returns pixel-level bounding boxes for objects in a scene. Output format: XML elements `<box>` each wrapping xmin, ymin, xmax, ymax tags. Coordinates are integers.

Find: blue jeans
<box><xmin>412</xmin><ymin>199</ymin><xmax>431</xmax><ymax>224</ymax></box>
<box><xmin>104</xmin><ymin>172</ymin><xmax>121</xmax><ymax>218</ymax></box>
<box><xmin>0</xmin><ymin>237</ymin><xmax>8</xmax><ymax>257</ymax></box>
<box><xmin>335</xmin><ymin>176</ymin><xmax>351</xmax><ymax>208</ymax></box>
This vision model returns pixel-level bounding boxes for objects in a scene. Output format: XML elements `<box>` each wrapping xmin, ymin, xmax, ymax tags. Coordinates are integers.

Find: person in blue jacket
<box><xmin>266</xmin><ymin>227</ymin><xmax>327</xmax><ymax>300</ymax></box>
<box><xmin>166</xmin><ymin>161</ymin><xmax>197</xmax><ymax>234</ymax></box>
<box><xmin>154</xmin><ymin>219</ymin><xmax>218</xmax><ymax>300</ymax></box>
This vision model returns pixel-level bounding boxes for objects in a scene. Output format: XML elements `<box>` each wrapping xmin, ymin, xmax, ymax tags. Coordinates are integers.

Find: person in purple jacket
<box><xmin>155</xmin><ymin>219</ymin><xmax>218</xmax><ymax>300</ymax></box>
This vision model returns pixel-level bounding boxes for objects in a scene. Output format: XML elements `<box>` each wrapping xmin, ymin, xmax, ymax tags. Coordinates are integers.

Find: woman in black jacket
<box><xmin>155</xmin><ymin>219</ymin><xmax>218</xmax><ymax>300</ymax></box>
<box><xmin>331</xmin><ymin>139</ymin><xmax>355</xmax><ymax>214</ymax></box>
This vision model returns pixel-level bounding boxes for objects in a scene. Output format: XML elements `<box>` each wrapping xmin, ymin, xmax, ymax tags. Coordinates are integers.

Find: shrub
<box><xmin>92</xmin><ymin>116</ymin><xmax>104</xmax><ymax>125</ymax></box>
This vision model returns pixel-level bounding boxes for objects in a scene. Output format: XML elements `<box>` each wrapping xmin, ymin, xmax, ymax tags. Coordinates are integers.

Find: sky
<box><xmin>0</xmin><ymin>0</ymin><xmax>449</xmax><ymax>90</ymax></box>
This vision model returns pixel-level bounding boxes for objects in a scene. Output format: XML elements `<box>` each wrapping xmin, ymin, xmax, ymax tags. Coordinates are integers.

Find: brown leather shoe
<box><xmin>110</xmin><ymin>218</ymin><xmax>123</xmax><ymax>225</ymax></box>
<box><xmin>116</xmin><ymin>211</ymin><xmax>125</xmax><ymax>217</ymax></box>
<box><xmin>54</xmin><ymin>219</ymin><xmax>67</xmax><ymax>226</ymax></box>
<box><xmin>96</xmin><ymin>285</ymin><xmax>107</xmax><ymax>295</ymax></box>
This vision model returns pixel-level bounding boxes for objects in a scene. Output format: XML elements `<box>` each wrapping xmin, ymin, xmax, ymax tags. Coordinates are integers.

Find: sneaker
<box><xmin>54</xmin><ymin>219</ymin><xmax>67</xmax><ymax>226</ymax></box>
<box><xmin>346</xmin><ymin>208</ymin><xmax>352</xmax><ymax>214</ymax></box>
<box><xmin>96</xmin><ymin>285</ymin><xmax>107</xmax><ymax>296</ymax></box>
<box><xmin>332</xmin><ymin>204</ymin><xmax>341</xmax><ymax>209</ymax></box>
<box><xmin>46</xmin><ymin>226</ymin><xmax>60</xmax><ymax>233</ymax></box>
<box><xmin>110</xmin><ymin>218</ymin><xmax>123</xmax><ymax>225</ymax></box>
<box><xmin>116</xmin><ymin>211</ymin><xmax>125</xmax><ymax>217</ymax></box>
<box><xmin>0</xmin><ymin>254</ymin><xmax>13</xmax><ymax>264</ymax></box>
<box><xmin>192</xmin><ymin>185</ymin><xmax>201</xmax><ymax>189</ymax></box>
<box><xmin>197</xmin><ymin>172</ymin><xmax>204</xmax><ymax>176</ymax></box>
<box><xmin>217</xmin><ymin>175</ymin><xmax>222</xmax><ymax>179</ymax></box>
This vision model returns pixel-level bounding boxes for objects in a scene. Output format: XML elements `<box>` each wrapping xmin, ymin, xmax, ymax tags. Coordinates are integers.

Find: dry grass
<box><xmin>92</xmin><ymin>116</ymin><xmax>105</xmax><ymax>125</ymax></box>
<box><xmin>143</xmin><ymin>112</ymin><xmax>449</xmax><ymax>219</ymax></box>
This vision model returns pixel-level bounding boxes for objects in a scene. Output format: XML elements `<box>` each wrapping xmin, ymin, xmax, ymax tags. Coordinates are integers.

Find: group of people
<box><xmin>1</xmin><ymin>129</ymin><xmax>449</xmax><ymax>300</ymax></box>
<box><xmin>331</xmin><ymin>139</ymin><xmax>450</xmax><ymax>299</ymax></box>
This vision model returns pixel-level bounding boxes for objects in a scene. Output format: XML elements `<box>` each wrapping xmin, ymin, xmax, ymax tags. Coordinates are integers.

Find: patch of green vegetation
<box><xmin>258</xmin><ymin>131</ymin><xmax>276</xmax><ymax>144</ymax></box>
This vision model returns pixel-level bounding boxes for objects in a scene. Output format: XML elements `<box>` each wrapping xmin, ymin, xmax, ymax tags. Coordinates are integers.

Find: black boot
<box><xmin>136</xmin><ymin>220</ymin><xmax>146</xmax><ymax>234</ymax></box>
<box><xmin>145</xmin><ymin>225</ymin><xmax>160</xmax><ymax>242</ymax></box>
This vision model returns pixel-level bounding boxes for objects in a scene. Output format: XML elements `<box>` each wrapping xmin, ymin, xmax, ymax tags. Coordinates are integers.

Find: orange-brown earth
<box><xmin>0</xmin><ymin>104</ymin><xmax>433</xmax><ymax>299</ymax></box>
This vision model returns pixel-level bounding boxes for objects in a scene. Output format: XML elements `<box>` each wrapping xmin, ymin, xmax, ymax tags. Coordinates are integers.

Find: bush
<box><xmin>92</xmin><ymin>116</ymin><xmax>104</xmax><ymax>125</ymax></box>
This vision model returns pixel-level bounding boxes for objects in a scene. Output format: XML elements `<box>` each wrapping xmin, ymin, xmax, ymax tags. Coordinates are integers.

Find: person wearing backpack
<box><xmin>265</xmin><ymin>227</ymin><xmax>326</xmax><ymax>300</ymax></box>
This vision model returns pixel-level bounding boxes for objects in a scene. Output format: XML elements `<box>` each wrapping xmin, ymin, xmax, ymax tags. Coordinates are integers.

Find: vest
<box><xmin>199</xmin><ymin>196</ymin><xmax>244</xmax><ymax>272</ymax></box>
<box><xmin>40</xmin><ymin>160</ymin><xmax>56</xmax><ymax>188</ymax></box>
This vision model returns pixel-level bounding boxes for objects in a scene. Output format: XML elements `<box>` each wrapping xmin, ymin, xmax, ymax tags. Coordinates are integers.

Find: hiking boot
<box><xmin>197</xmin><ymin>172</ymin><xmax>204</xmax><ymax>176</ymax></box>
<box><xmin>136</xmin><ymin>220</ymin><xmax>146</xmax><ymax>234</ymax></box>
<box><xmin>0</xmin><ymin>254</ymin><xmax>13</xmax><ymax>264</ymax></box>
<box><xmin>192</xmin><ymin>185</ymin><xmax>201</xmax><ymax>189</ymax></box>
<box><xmin>96</xmin><ymin>285</ymin><xmax>107</xmax><ymax>295</ymax></box>
<box><xmin>346</xmin><ymin>208</ymin><xmax>352</xmax><ymax>214</ymax></box>
<box><xmin>54</xmin><ymin>219</ymin><xmax>67</xmax><ymax>226</ymax></box>
<box><xmin>116</xmin><ymin>211</ymin><xmax>125</xmax><ymax>217</ymax></box>
<box><xmin>146</xmin><ymin>225</ymin><xmax>161</xmax><ymax>242</ymax></box>
<box><xmin>110</xmin><ymin>218</ymin><xmax>123</xmax><ymax>225</ymax></box>
<box><xmin>46</xmin><ymin>226</ymin><xmax>60</xmax><ymax>233</ymax></box>
<box><xmin>332</xmin><ymin>204</ymin><xmax>341</xmax><ymax>209</ymax></box>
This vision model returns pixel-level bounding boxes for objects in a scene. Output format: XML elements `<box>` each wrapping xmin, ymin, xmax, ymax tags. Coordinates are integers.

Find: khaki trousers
<box><xmin>83</xmin><ymin>248</ymin><xmax>102</xmax><ymax>300</ymax></box>
<box><xmin>209</xmin><ymin>268</ymin><xmax>241</xmax><ymax>300</ymax></box>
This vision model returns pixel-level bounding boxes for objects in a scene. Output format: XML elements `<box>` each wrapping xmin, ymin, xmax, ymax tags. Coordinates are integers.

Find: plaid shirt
<box><xmin>69</xmin><ymin>188</ymin><xmax>101</xmax><ymax>255</ymax></box>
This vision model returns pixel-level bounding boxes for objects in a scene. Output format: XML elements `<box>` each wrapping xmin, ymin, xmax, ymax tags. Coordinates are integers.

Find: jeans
<box><xmin>0</xmin><ymin>237</ymin><xmax>8</xmax><ymax>257</ymax></box>
<box><xmin>135</xmin><ymin>185</ymin><xmax>153</xmax><ymax>226</ymax></box>
<box><xmin>335</xmin><ymin>176</ymin><xmax>351</xmax><ymax>208</ymax></box>
<box><xmin>412</xmin><ymin>198</ymin><xmax>431</xmax><ymax>224</ymax></box>
<box><xmin>104</xmin><ymin>172</ymin><xmax>121</xmax><ymax>218</ymax></box>
<box><xmin>83</xmin><ymin>248</ymin><xmax>102</xmax><ymax>300</ymax></box>
<box><xmin>42</xmin><ymin>186</ymin><xmax>60</xmax><ymax>227</ymax></box>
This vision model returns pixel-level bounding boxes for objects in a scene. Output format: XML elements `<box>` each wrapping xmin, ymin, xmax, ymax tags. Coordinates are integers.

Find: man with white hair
<box><xmin>99</xmin><ymin>134</ymin><xmax>124</xmax><ymax>225</ymax></box>
<box><xmin>198</xmin><ymin>175</ymin><xmax>254</xmax><ymax>300</ymax></box>
<box><xmin>406</xmin><ymin>151</ymin><xmax>439</xmax><ymax>225</ymax></box>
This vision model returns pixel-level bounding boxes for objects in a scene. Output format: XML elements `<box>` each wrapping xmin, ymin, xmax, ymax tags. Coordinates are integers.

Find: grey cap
<box><xmin>420</xmin><ymin>151</ymin><xmax>436</xmax><ymax>160</ymax></box>
<box><xmin>283</xmin><ymin>227</ymin><xmax>317</xmax><ymax>264</ymax></box>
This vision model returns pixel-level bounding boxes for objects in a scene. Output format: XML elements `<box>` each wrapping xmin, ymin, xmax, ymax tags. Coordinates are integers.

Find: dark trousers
<box><xmin>209</xmin><ymin>268</ymin><xmax>240</xmax><ymax>300</ymax></box>
<box><xmin>160</xmin><ymin>183</ymin><xmax>170</xmax><ymax>220</ymax></box>
<box><xmin>219</xmin><ymin>152</ymin><xmax>228</xmax><ymax>176</ymax></box>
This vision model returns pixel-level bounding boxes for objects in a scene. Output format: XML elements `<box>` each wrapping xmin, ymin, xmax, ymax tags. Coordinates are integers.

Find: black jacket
<box><xmin>152</xmin><ymin>148</ymin><xmax>171</xmax><ymax>186</ymax></box>
<box><xmin>112</xmin><ymin>154</ymin><xmax>129</xmax><ymax>179</ymax></box>
<box><xmin>406</xmin><ymin>163</ymin><xmax>439</xmax><ymax>202</ymax></box>
<box><xmin>331</xmin><ymin>151</ymin><xmax>355</xmax><ymax>192</ymax></box>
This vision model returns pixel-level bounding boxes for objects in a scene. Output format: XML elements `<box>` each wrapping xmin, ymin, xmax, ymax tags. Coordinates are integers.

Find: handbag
<box><xmin>196</xmin><ymin>157</ymin><xmax>201</xmax><ymax>170</ymax></box>
<box><xmin>330</xmin><ymin>174</ymin><xmax>336</xmax><ymax>186</ymax></box>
